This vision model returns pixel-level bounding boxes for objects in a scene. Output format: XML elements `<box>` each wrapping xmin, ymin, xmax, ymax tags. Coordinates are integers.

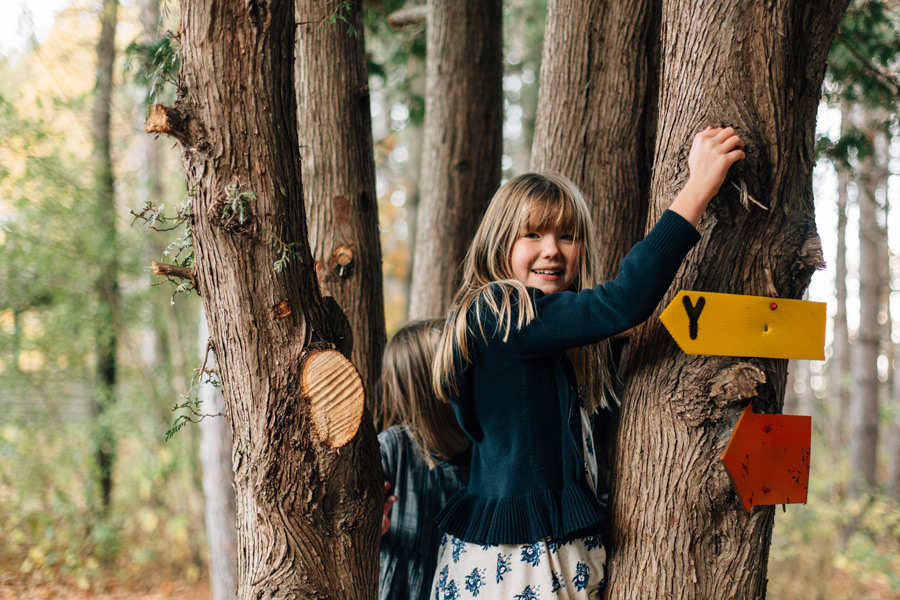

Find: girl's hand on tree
<box><xmin>670</xmin><ymin>126</ymin><xmax>745</xmax><ymax>227</ymax></box>
<box><xmin>382</xmin><ymin>481</ymin><xmax>398</xmax><ymax>536</ymax></box>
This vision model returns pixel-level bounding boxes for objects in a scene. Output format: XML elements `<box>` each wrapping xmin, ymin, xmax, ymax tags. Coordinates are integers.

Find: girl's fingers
<box><xmin>712</xmin><ymin>126</ymin><xmax>736</xmax><ymax>140</ymax></box>
<box><xmin>720</xmin><ymin>134</ymin><xmax>745</xmax><ymax>152</ymax></box>
<box><xmin>726</xmin><ymin>149</ymin><xmax>746</xmax><ymax>164</ymax></box>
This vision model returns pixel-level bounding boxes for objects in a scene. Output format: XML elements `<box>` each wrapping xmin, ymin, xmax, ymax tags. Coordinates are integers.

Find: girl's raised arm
<box><xmin>669</xmin><ymin>126</ymin><xmax>745</xmax><ymax>227</ymax></box>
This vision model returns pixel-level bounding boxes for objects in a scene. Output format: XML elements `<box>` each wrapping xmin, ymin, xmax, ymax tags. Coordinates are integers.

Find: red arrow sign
<box><xmin>721</xmin><ymin>403</ymin><xmax>811</xmax><ymax>513</ymax></box>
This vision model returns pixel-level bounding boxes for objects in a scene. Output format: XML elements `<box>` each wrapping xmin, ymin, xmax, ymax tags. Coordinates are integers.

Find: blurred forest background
<box><xmin>0</xmin><ymin>0</ymin><xmax>899</xmax><ymax>598</ymax></box>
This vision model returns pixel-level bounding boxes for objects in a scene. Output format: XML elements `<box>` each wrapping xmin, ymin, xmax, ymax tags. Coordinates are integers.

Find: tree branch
<box><xmin>837</xmin><ymin>33</ymin><xmax>900</xmax><ymax>97</ymax></box>
<box><xmin>152</xmin><ymin>261</ymin><xmax>194</xmax><ymax>281</ymax></box>
<box><xmin>145</xmin><ymin>103</ymin><xmax>193</xmax><ymax>145</ymax></box>
<box><xmin>387</xmin><ymin>5</ymin><xmax>428</xmax><ymax>28</ymax></box>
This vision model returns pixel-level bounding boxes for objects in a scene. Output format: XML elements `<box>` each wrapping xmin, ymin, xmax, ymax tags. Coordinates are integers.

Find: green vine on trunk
<box><xmin>297</xmin><ymin>1</ymin><xmax>359</xmax><ymax>38</ymax></box>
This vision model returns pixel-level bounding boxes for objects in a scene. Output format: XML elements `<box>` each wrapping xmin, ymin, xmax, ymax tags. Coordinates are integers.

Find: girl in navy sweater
<box><xmin>430</xmin><ymin>127</ymin><xmax>744</xmax><ymax>599</ymax></box>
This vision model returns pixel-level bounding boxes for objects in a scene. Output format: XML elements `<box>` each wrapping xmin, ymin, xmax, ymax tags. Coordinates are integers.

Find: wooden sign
<box><xmin>659</xmin><ymin>291</ymin><xmax>826</xmax><ymax>360</ymax></box>
<box><xmin>721</xmin><ymin>403</ymin><xmax>811</xmax><ymax>513</ymax></box>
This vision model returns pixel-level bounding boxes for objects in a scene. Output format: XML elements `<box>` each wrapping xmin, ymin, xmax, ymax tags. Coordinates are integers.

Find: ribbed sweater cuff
<box><xmin>643</xmin><ymin>209</ymin><xmax>701</xmax><ymax>257</ymax></box>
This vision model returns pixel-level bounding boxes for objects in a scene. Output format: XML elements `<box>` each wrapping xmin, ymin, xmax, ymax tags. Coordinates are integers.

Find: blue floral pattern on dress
<box><xmin>550</xmin><ymin>570</ymin><xmax>565</xmax><ymax>593</ymax></box>
<box><xmin>451</xmin><ymin>537</ymin><xmax>467</xmax><ymax>563</ymax></box>
<box><xmin>465</xmin><ymin>567</ymin><xmax>486</xmax><ymax>597</ymax></box>
<box><xmin>583</xmin><ymin>535</ymin><xmax>603</xmax><ymax>551</ymax></box>
<box><xmin>572</xmin><ymin>561</ymin><xmax>590</xmax><ymax>592</ymax></box>
<box><xmin>496</xmin><ymin>552</ymin><xmax>512</xmax><ymax>583</ymax></box>
<box><xmin>514</xmin><ymin>584</ymin><xmax>541</xmax><ymax>600</ymax></box>
<box><xmin>440</xmin><ymin>580</ymin><xmax>461</xmax><ymax>600</ymax></box>
<box><xmin>520</xmin><ymin>542</ymin><xmax>545</xmax><ymax>567</ymax></box>
<box><xmin>584</xmin><ymin>433</ymin><xmax>594</xmax><ymax>456</ymax></box>
<box><xmin>547</xmin><ymin>539</ymin><xmax>574</xmax><ymax>554</ymax></box>
<box><xmin>434</xmin><ymin>565</ymin><xmax>449</xmax><ymax>600</ymax></box>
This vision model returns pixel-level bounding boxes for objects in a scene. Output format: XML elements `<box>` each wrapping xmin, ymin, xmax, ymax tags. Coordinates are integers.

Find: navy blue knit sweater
<box><xmin>435</xmin><ymin>210</ymin><xmax>701</xmax><ymax>545</ymax></box>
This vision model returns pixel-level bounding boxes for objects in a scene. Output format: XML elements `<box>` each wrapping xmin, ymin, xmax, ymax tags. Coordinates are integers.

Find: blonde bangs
<box><xmin>513</xmin><ymin>174</ymin><xmax>588</xmax><ymax>246</ymax></box>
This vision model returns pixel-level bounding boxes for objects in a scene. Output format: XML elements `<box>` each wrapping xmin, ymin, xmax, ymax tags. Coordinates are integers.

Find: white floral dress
<box><xmin>432</xmin><ymin>402</ymin><xmax>606</xmax><ymax>600</ymax></box>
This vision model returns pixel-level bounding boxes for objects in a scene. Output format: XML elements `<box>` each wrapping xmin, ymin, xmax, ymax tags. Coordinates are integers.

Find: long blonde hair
<box><xmin>377</xmin><ymin>319</ymin><xmax>471</xmax><ymax>467</ymax></box>
<box><xmin>432</xmin><ymin>172</ymin><xmax>616</xmax><ymax>411</ymax></box>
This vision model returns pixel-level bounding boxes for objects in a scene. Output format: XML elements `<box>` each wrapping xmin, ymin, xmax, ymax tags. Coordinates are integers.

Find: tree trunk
<box><xmin>849</xmin><ymin>106</ymin><xmax>888</xmax><ymax>493</ymax></box>
<box><xmin>159</xmin><ymin>3</ymin><xmax>382</xmax><ymax>597</ymax></box>
<box><xmin>829</xmin><ymin>99</ymin><xmax>852</xmax><ymax>449</ymax></box>
<box><xmin>407</xmin><ymin>0</ymin><xmax>503</xmax><ymax>319</ymax></box>
<box><xmin>783</xmin><ymin>360</ymin><xmax>801</xmax><ymax>415</ymax></box>
<box><xmin>199</xmin><ymin>314</ymin><xmax>238</xmax><ymax>600</ymax></box>
<box><xmin>605</xmin><ymin>2</ymin><xmax>847</xmax><ymax>597</ymax></box>
<box><xmin>889</xmin><ymin>331</ymin><xmax>900</xmax><ymax>498</ymax></box>
<box><xmin>90</xmin><ymin>0</ymin><xmax>119</xmax><ymax>514</ymax></box>
<box><xmin>530</xmin><ymin>0</ymin><xmax>653</xmax><ymax>276</ymax></box>
<box><xmin>296</xmin><ymin>0</ymin><xmax>386</xmax><ymax>396</ymax></box>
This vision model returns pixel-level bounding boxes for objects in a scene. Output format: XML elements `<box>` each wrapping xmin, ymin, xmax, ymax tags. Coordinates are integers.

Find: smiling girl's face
<box><xmin>509</xmin><ymin>225</ymin><xmax>580</xmax><ymax>295</ymax></box>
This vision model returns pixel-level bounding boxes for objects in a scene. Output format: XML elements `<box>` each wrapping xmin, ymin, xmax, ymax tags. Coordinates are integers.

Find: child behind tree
<box><xmin>376</xmin><ymin>319</ymin><xmax>472</xmax><ymax>600</ymax></box>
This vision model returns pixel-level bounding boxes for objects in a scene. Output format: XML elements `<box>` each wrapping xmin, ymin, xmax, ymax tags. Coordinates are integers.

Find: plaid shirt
<box><xmin>379</xmin><ymin>425</ymin><xmax>470</xmax><ymax>600</ymax></box>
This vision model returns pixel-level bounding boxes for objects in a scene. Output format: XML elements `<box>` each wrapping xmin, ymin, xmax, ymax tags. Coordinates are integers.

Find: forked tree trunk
<box><xmin>90</xmin><ymin>0</ymin><xmax>119</xmax><ymax>513</ymax></box>
<box><xmin>605</xmin><ymin>2</ymin><xmax>847</xmax><ymax>597</ymax></box>
<box><xmin>151</xmin><ymin>3</ymin><xmax>382</xmax><ymax>597</ymax></box>
<box><xmin>407</xmin><ymin>0</ymin><xmax>503</xmax><ymax>319</ymax></box>
<box><xmin>530</xmin><ymin>0</ymin><xmax>653</xmax><ymax>276</ymax></box>
<box><xmin>530</xmin><ymin>0</ymin><xmax>658</xmax><ymax>499</ymax></box>
<box><xmin>296</xmin><ymin>0</ymin><xmax>386</xmax><ymax>396</ymax></box>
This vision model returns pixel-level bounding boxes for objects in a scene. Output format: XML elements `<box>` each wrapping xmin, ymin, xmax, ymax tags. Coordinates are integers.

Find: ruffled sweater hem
<box><xmin>435</xmin><ymin>483</ymin><xmax>604</xmax><ymax>545</ymax></box>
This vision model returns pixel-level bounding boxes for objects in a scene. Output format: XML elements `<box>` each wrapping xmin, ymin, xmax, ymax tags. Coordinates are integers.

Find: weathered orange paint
<box><xmin>721</xmin><ymin>403</ymin><xmax>811</xmax><ymax>513</ymax></box>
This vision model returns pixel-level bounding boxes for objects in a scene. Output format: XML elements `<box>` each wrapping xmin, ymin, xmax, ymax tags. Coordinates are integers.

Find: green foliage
<box><xmin>768</xmin><ymin>448</ymin><xmax>900</xmax><ymax>599</ymax></box>
<box><xmin>816</xmin><ymin>125</ymin><xmax>877</xmax><ymax>166</ymax></box>
<box><xmin>269</xmin><ymin>236</ymin><xmax>306</xmax><ymax>273</ymax></box>
<box><xmin>218</xmin><ymin>180</ymin><xmax>255</xmax><ymax>230</ymax></box>
<box><xmin>124</xmin><ymin>30</ymin><xmax>181</xmax><ymax>105</ymax></box>
<box><xmin>0</xmin><ymin>8</ymin><xmax>204</xmax><ymax>590</ymax></box>
<box><xmin>826</xmin><ymin>0</ymin><xmax>900</xmax><ymax>111</ymax></box>
<box><xmin>324</xmin><ymin>1</ymin><xmax>359</xmax><ymax>39</ymax></box>
<box><xmin>364</xmin><ymin>0</ymin><xmax>427</xmax><ymax>126</ymax></box>
<box><xmin>0</xmin><ymin>417</ymin><xmax>205</xmax><ymax>590</ymax></box>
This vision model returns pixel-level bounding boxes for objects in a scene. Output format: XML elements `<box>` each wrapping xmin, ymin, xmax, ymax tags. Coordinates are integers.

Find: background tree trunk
<box><xmin>166</xmin><ymin>2</ymin><xmax>382</xmax><ymax>597</ymax></box>
<box><xmin>90</xmin><ymin>0</ymin><xmax>119</xmax><ymax>514</ymax></box>
<box><xmin>849</xmin><ymin>106</ymin><xmax>888</xmax><ymax>493</ymax></box>
<box><xmin>296</xmin><ymin>0</ymin><xmax>386</xmax><ymax>395</ymax></box>
<box><xmin>530</xmin><ymin>0</ymin><xmax>653</xmax><ymax>276</ymax></box>
<box><xmin>829</xmin><ymin>98</ymin><xmax>852</xmax><ymax>449</ymax></box>
<box><xmin>407</xmin><ymin>0</ymin><xmax>503</xmax><ymax>320</ymax></box>
<box><xmin>199</xmin><ymin>314</ymin><xmax>238</xmax><ymax>600</ymax></box>
<box><xmin>605</xmin><ymin>2</ymin><xmax>847</xmax><ymax>597</ymax></box>
<box><xmin>889</xmin><ymin>331</ymin><xmax>900</xmax><ymax>498</ymax></box>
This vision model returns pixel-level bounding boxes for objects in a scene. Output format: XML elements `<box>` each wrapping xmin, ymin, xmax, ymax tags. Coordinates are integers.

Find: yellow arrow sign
<box><xmin>659</xmin><ymin>291</ymin><xmax>826</xmax><ymax>360</ymax></box>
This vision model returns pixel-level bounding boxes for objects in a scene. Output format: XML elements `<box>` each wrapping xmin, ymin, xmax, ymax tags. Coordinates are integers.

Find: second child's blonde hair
<box><xmin>377</xmin><ymin>319</ymin><xmax>471</xmax><ymax>468</ymax></box>
<box><xmin>433</xmin><ymin>172</ymin><xmax>615</xmax><ymax>411</ymax></box>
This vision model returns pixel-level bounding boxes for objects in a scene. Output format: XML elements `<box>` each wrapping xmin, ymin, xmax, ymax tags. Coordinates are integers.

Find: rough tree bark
<box><xmin>849</xmin><ymin>105</ymin><xmax>888</xmax><ymax>493</ymax></box>
<box><xmin>296</xmin><ymin>0</ymin><xmax>386</xmax><ymax>395</ymax></box>
<box><xmin>149</xmin><ymin>3</ymin><xmax>382</xmax><ymax>597</ymax></box>
<box><xmin>407</xmin><ymin>0</ymin><xmax>503</xmax><ymax>320</ymax></box>
<box><xmin>90</xmin><ymin>0</ymin><xmax>119</xmax><ymax>513</ymax></box>
<box><xmin>530</xmin><ymin>0</ymin><xmax>653</xmax><ymax>275</ymax></box>
<box><xmin>605</xmin><ymin>2</ymin><xmax>848</xmax><ymax>598</ymax></box>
